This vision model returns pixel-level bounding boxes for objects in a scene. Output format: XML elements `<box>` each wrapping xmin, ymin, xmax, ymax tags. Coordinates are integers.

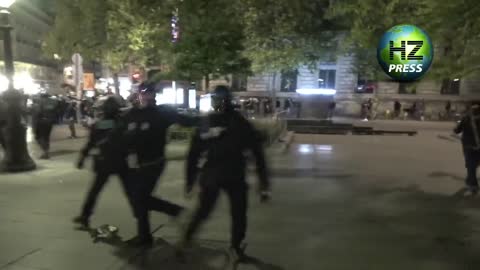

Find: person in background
<box><xmin>32</xmin><ymin>92</ymin><xmax>59</xmax><ymax>159</ymax></box>
<box><xmin>394</xmin><ymin>100</ymin><xmax>402</xmax><ymax>119</ymax></box>
<box><xmin>445</xmin><ymin>100</ymin><xmax>452</xmax><ymax>119</ymax></box>
<box><xmin>454</xmin><ymin>102</ymin><xmax>480</xmax><ymax>194</ymax></box>
<box><xmin>327</xmin><ymin>101</ymin><xmax>336</xmax><ymax>120</ymax></box>
<box><xmin>409</xmin><ymin>101</ymin><xmax>417</xmax><ymax>120</ymax></box>
<box><xmin>65</xmin><ymin>102</ymin><xmax>77</xmax><ymax>139</ymax></box>
<box><xmin>418</xmin><ymin>99</ymin><xmax>426</xmax><ymax>121</ymax></box>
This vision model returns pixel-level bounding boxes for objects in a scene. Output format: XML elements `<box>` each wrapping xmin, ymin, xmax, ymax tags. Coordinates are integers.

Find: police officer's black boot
<box><xmin>229</xmin><ymin>242</ymin><xmax>247</xmax><ymax>262</ymax></box>
<box><xmin>72</xmin><ymin>215</ymin><xmax>89</xmax><ymax>229</ymax></box>
<box><xmin>466</xmin><ymin>165</ymin><xmax>479</xmax><ymax>194</ymax></box>
<box><xmin>125</xmin><ymin>235</ymin><xmax>153</xmax><ymax>249</ymax></box>
<box><xmin>125</xmin><ymin>217</ymin><xmax>154</xmax><ymax>249</ymax></box>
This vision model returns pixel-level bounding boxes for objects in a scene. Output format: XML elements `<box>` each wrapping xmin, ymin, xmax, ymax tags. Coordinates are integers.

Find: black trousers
<box><xmin>80</xmin><ymin>168</ymin><xmax>134</xmax><ymax>219</ymax></box>
<box><xmin>463</xmin><ymin>148</ymin><xmax>480</xmax><ymax>187</ymax></box>
<box><xmin>131</xmin><ymin>163</ymin><xmax>183</xmax><ymax>240</ymax></box>
<box><xmin>34</xmin><ymin>120</ymin><xmax>53</xmax><ymax>153</ymax></box>
<box><xmin>68</xmin><ymin>119</ymin><xmax>76</xmax><ymax>137</ymax></box>
<box><xmin>185</xmin><ymin>182</ymin><xmax>248</xmax><ymax>248</ymax></box>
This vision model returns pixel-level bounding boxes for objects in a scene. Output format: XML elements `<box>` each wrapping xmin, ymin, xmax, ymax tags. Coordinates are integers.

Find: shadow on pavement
<box><xmin>111</xmin><ymin>238</ymin><xmax>231</xmax><ymax>270</ymax></box>
<box><xmin>85</xmin><ymin>228</ymin><xmax>283</xmax><ymax>270</ymax></box>
<box><xmin>428</xmin><ymin>171</ymin><xmax>464</xmax><ymax>182</ymax></box>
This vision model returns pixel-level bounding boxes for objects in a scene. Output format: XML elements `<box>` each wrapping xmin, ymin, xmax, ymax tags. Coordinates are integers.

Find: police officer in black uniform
<box><xmin>33</xmin><ymin>92</ymin><xmax>59</xmax><ymax>159</ymax></box>
<box><xmin>73</xmin><ymin>96</ymin><xmax>133</xmax><ymax>228</ymax></box>
<box><xmin>454</xmin><ymin>102</ymin><xmax>480</xmax><ymax>194</ymax></box>
<box><xmin>180</xmin><ymin>85</ymin><xmax>271</xmax><ymax>258</ymax></box>
<box><xmin>123</xmin><ymin>82</ymin><xmax>198</xmax><ymax>248</ymax></box>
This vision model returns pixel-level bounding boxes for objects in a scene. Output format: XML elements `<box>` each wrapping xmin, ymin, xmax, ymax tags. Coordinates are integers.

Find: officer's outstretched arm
<box><xmin>159</xmin><ymin>105</ymin><xmax>199</xmax><ymax>127</ymax></box>
<box><xmin>186</xmin><ymin>130</ymin><xmax>205</xmax><ymax>193</ymax></box>
<box><xmin>176</xmin><ymin>114</ymin><xmax>200</xmax><ymax>127</ymax></box>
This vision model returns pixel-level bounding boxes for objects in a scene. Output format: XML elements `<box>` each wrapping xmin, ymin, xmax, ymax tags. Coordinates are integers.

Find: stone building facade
<box><xmin>206</xmin><ymin>52</ymin><xmax>480</xmax><ymax>119</ymax></box>
<box><xmin>0</xmin><ymin>1</ymin><xmax>61</xmax><ymax>94</ymax></box>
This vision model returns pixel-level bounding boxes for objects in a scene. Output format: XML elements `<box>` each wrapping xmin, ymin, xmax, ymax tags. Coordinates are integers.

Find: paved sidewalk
<box><xmin>0</xmin><ymin>127</ymin><xmax>480</xmax><ymax>269</ymax></box>
<box><xmin>332</xmin><ymin>116</ymin><xmax>456</xmax><ymax>131</ymax></box>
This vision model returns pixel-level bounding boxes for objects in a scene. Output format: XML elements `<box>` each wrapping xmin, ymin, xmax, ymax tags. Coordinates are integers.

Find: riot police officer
<box><xmin>454</xmin><ymin>102</ymin><xmax>480</xmax><ymax>194</ymax></box>
<box><xmin>73</xmin><ymin>96</ymin><xmax>133</xmax><ymax>228</ymax></box>
<box><xmin>123</xmin><ymin>82</ymin><xmax>198</xmax><ymax>248</ymax></box>
<box><xmin>32</xmin><ymin>92</ymin><xmax>59</xmax><ymax>159</ymax></box>
<box><xmin>179</xmin><ymin>85</ymin><xmax>271</xmax><ymax>258</ymax></box>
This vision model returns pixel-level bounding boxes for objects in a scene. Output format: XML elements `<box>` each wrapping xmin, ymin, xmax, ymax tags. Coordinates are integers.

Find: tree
<box><xmin>173</xmin><ymin>0</ymin><xmax>251</xmax><ymax>91</ymax></box>
<box><xmin>44</xmin><ymin>0</ymin><xmax>108</xmax><ymax>63</ymax></box>
<box><xmin>44</xmin><ymin>0</ymin><xmax>172</xmax><ymax>70</ymax></box>
<box><xmin>328</xmin><ymin>0</ymin><xmax>480</xmax><ymax>80</ymax></box>
<box><xmin>240</xmin><ymin>0</ymin><xmax>336</xmax><ymax>110</ymax></box>
<box><xmin>242</xmin><ymin>0</ymin><xmax>336</xmax><ymax>73</ymax></box>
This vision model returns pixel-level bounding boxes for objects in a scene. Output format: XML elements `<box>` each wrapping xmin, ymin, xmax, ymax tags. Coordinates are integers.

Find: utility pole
<box><xmin>0</xmin><ymin>6</ymin><xmax>36</xmax><ymax>172</ymax></box>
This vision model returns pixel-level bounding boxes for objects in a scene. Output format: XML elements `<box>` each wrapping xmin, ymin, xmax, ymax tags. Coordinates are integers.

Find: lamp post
<box><xmin>0</xmin><ymin>0</ymin><xmax>36</xmax><ymax>172</ymax></box>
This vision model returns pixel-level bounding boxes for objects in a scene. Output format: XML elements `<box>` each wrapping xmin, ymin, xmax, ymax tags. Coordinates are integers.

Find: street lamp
<box><xmin>0</xmin><ymin>0</ymin><xmax>36</xmax><ymax>172</ymax></box>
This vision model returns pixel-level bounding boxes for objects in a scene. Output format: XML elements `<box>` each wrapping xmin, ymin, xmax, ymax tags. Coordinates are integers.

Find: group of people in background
<box><xmin>360</xmin><ymin>99</ymin><xmax>456</xmax><ymax>121</ymax></box>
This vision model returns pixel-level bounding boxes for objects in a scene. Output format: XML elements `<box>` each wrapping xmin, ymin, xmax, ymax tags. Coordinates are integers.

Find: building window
<box><xmin>440</xmin><ymin>78</ymin><xmax>460</xmax><ymax>95</ymax></box>
<box><xmin>318</xmin><ymin>69</ymin><xmax>336</xmax><ymax>89</ymax></box>
<box><xmin>280</xmin><ymin>69</ymin><xmax>298</xmax><ymax>92</ymax></box>
<box><xmin>399</xmin><ymin>82</ymin><xmax>417</xmax><ymax>94</ymax></box>
<box><xmin>231</xmin><ymin>74</ymin><xmax>247</xmax><ymax>92</ymax></box>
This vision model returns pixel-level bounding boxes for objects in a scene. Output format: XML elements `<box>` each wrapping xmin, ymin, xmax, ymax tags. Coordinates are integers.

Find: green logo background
<box><xmin>377</xmin><ymin>24</ymin><xmax>434</xmax><ymax>81</ymax></box>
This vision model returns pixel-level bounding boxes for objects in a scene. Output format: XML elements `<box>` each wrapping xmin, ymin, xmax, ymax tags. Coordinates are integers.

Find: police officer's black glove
<box><xmin>260</xmin><ymin>190</ymin><xmax>271</xmax><ymax>203</ymax></box>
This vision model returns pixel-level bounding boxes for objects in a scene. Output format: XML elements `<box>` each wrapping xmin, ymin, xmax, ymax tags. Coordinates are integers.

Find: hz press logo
<box><xmin>377</xmin><ymin>24</ymin><xmax>434</xmax><ymax>81</ymax></box>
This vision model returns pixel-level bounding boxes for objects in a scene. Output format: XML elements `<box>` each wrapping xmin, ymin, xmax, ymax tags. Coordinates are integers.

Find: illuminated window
<box><xmin>281</xmin><ymin>69</ymin><xmax>298</xmax><ymax>92</ymax></box>
<box><xmin>163</xmin><ymin>88</ymin><xmax>176</xmax><ymax>104</ymax></box>
<box><xmin>176</xmin><ymin>88</ymin><xmax>184</xmax><ymax>104</ymax></box>
<box><xmin>318</xmin><ymin>69</ymin><xmax>336</xmax><ymax>89</ymax></box>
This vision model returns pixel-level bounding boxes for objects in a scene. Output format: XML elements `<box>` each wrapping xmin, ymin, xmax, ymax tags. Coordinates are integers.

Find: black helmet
<box><xmin>94</xmin><ymin>96</ymin><xmax>123</xmax><ymax>117</ymax></box>
<box><xmin>212</xmin><ymin>85</ymin><xmax>233</xmax><ymax>112</ymax></box>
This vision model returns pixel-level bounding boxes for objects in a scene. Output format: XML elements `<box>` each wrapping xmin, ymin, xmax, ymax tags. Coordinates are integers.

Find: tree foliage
<box><xmin>328</xmin><ymin>0</ymin><xmax>480</xmax><ymax>80</ymax></box>
<box><xmin>44</xmin><ymin>0</ymin><xmax>172</xmax><ymax>71</ymax></box>
<box><xmin>241</xmin><ymin>0</ymin><xmax>337</xmax><ymax>73</ymax></box>
<box><xmin>172</xmin><ymin>0</ymin><xmax>251</xmax><ymax>88</ymax></box>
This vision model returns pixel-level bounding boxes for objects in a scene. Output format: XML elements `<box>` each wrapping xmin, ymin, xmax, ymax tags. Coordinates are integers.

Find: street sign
<box><xmin>72</xmin><ymin>53</ymin><xmax>83</xmax><ymax>121</ymax></box>
<box><xmin>83</xmin><ymin>73</ymin><xmax>95</xmax><ymax>91</ymax></box>
<box><xmin>72</xmin><ymin>53</ymin><xmax>84</xmax><ymax>87</ymax></box>
<box><xmin>72</xmin><ymin>53</ymin><xmax>83</xmax><ymax>65</ymax></box>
